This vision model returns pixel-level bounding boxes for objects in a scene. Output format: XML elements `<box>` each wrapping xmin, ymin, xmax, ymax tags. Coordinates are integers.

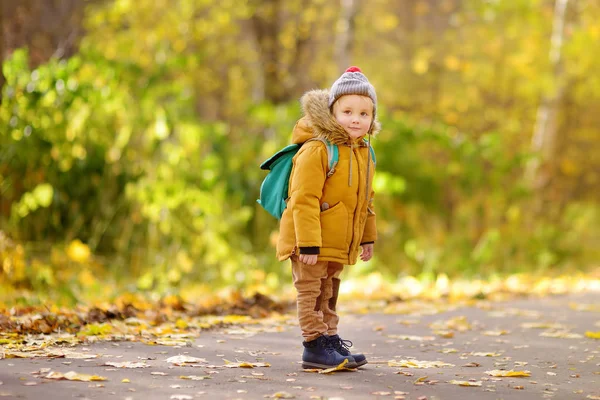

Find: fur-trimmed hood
<box><xmin>291</xmin><ymin>89</ymin><xmax>381</xmax><ymax>146</ymax></box>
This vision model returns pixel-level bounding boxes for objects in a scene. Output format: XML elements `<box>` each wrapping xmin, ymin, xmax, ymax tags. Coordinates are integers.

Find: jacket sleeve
<box><xmin>361</xmin><ymin>165</ymin><xmax>377</xmax><ymax>244</ymax></box>
<box><xmin>289</xmin><ymin>144</ymin><xmax>328</xmax><ymax>249</ymax></box>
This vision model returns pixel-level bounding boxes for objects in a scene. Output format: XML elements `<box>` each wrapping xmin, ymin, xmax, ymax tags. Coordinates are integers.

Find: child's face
<box><xmin>332</xmin><ymin>95</ymin><xmax>374</xmax><ymax>140</ymax></box>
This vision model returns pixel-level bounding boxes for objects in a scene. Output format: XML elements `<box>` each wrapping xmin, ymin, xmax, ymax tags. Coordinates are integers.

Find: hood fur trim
<box><xmin>300</xmin><ymin>89</ymin><xmax>381</xmax><ymax>146</ymax></box>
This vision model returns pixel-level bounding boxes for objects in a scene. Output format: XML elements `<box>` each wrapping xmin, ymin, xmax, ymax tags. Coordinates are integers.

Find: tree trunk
<box><xmin>334</xmin><ymin>0</ymin><xmax>357</xmax><ymax>74</ymax></box>
<box><xmin>251</xmin><ymin>0</ymin><xmax>285</xmax><ymax>103</ymax></box>
<box><xmin>0</xmin><ymin>0</ymin><xmax>5</xmax><ymax>103</ymax></box>
<box><xmin>525</xmin><ymin>0</ymin><xmax>570</xmax><ymax>193</ymax></box>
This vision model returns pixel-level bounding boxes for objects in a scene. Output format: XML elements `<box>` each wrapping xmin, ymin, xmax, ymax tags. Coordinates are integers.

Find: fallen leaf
<box><xmin>387</xmin><ymin>335</ymin><xmax>435</xmax><ymax>341</ymax></box>
<box><xmin>569</xmin><ymin>303</ymin><xmax>600</xmax><ymax>312</ymax></box>
<box><xmin>170</xmin><ymin>395</ymin><xmax>193</xmax><ymax>400</ymax></box>
<box><xmin>223</xmin><ymin>361</ymin><xmax>270</xmax><ymax>368</ymax></box>
<box><xmin>179</xmin><ymin>375</ymin><xmax>211</xmax><ymax>381</ymax></box>
<box><xmin>388</xmin><ymin>359</ymin><xmax>454</xmax><ymax>369</ymax></box>
<box><xmin>372</xmin><ymin>391</ymin><xmax>391</xmax><ymax>396</ymax></box>
<box><xmin>520</xmin><ymin>322</ymin><xmax>568</xmax><ymax>329</ymax></box>
<box><xmin>585</xmin><ymin>331</ymin><xmax>600</xmax><ymax>339</ymax></box>
<box><xmin>514</xmin><ymin>385</ymin><xmax>524</xmax><ymax>390</ymax></box>
<box><xmin>103</xmin><ymin>361</ymin><xmax>149</xmax><ymax>369</ymax></box>
<box><xmin>440</xmin><ymin>348</ymin><xmax>459</xmax><ymax>354</ymax></box>
<box><xmin>448</xmin><ymin>380</ymin><xmax>482</xmax><ymax>387</ymax></box>
<box><xmin>44</xmin><ymin>371</ymin><xmax>107</xmax><ymax>382</ymax></box>
<box><xmin>462</xmin><ymin>362</ymin><xmax>481</xmax><ymax>367</ymax></box>
<box><xmin>165</xmin><ymin>355</ymin><xmax>207</xmax><ymax>366</ymax></box>
<box><xmin>270</xmin><ymin>392</ymin><xmax>295</xmax><ymax>399</ymax></box>
<box><xmin>485</xmin><ymin>370</ymin><xmax>531</xmax><ymax>377</ymax></box>
<box><xmin>540</xmin><ymin>331</ymin><xmax>583</xmax><ymax>339</ymax></box>
<box><xmin>483</xmin><ymin>330</ymin><xmax>509</xmax><ymax>336</ymax></box>
<box><xmin>318</xmin><ymin>359</ymin><xmax>352</xmax><ymax>374</ymax></box>
<box><xmin>471</xmin><ymin>352</ymin><xmax>502</xmax><ymax>357</ymax></box>
<box><xmin>121</xmin><ymin>378</ymin><xmax>130</xmax><ymax>383</ymax></box>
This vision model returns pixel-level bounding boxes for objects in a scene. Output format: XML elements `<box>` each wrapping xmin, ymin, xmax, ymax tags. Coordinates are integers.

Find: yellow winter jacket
<box><xmin>276</xmin><ymin>89</ymin><xmax>380</xmax><ymax>265</ymax></box>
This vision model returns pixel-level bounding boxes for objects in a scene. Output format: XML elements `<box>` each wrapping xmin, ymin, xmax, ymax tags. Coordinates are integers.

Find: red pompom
<box><xmin>345</xmin><ymin>66</ymin><xmax>362</xmax><ymax>73</ymax></box>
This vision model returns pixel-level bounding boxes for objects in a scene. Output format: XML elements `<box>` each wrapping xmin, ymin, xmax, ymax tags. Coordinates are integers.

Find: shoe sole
<box><xmin>355</xmin><ymin>360</ymin><xmax>368</xmax><ymax>367</ymax></box>
<box><xmin>302</xmin><ymin>361</ymin><xmax>359</xmax><ymax>369</ymax></box>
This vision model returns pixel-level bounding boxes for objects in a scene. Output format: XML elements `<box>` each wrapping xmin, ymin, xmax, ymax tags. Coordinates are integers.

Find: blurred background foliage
<box><xmin>0</xmin><ymin>0</ymin><xmax>598</xmax><ymax>303</ymax></box>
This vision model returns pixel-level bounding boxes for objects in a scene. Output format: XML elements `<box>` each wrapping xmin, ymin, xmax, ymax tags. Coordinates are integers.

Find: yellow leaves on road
<box><xmin>223</xmin><ymin>361</ymin><xmax>271</xmax><ymax>368</ymax></box>
<box><xmin>103</xmin><ymin>361</ymin><xmax>149</xmax><ymax>368</ymax></box>
<box><xmin>521</xmin><ymin>322</ymin><xmax>569</xmax><ymax>329</ymax></box>
<box><xmin>448</xmin><ymin>380</ymin><xmax>482</xmax><ymax>387</ymax></box>
<box><xmin>430</xmin><ymin>316</ymin><xmax>472</xmax><ymax>332</ymax></box>
<box><xmin>471</xmin><ymin>352</ymin><xmax>503</xmax><ymax>357</ymax></box>
<box><xmin>388</xmin><ymin>359</ymin><xmax>455</xmax><ymax>369</ymax></box>
<box><xmin>485</xmin><ymin>369</ymin><xmax>531</xmax><ymax>377</ymax></box>
<box><xmin>179</xmin><ymin>375</ymin><xmax>211</xmax><ymax>380</ymax></box>
<box><xmin>268</xmin><ymin>392</ymin><xmax>295</xmax><ymax>399</ymax></box>
<box><xmin>165</xmin><ymin>355</ymin><xmax>207</xmax><ymax>366</ymax></box>
<box><xmin>540</xmin><ymin>331</ymin><xmax>584</xmax><ymax>339</ymax></box>
<box><xmin>482</xmin><ymin>330</ymin><xmax>509</xmax><ymax>336</ymax></box>
<box><xmin>569</xmin><ymin>303</ymin><xmax>600</xmax><ymax>312</ymax></box>
<box><xmin>387</xmin><ymin>334</ymin><xmax>435</xmax><ymax>341</ymax></box>
<box><xmin>44</xmin><ymin>371</ymin><xmax>107</xmax><ymax>382</ymax></box>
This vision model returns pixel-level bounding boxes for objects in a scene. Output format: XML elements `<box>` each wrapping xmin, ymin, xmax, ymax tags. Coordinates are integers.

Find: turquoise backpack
<box><xmin>257</xmin><ymin>138</ymin><xmax>375</xmax><ymax>220</ymax></box>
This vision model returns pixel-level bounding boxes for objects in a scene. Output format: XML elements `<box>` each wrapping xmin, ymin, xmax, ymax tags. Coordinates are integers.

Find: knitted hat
<box><xmin>328</xmin><ymin>66</ymin><xmax>377</xmax><ymax>116</ymax></box>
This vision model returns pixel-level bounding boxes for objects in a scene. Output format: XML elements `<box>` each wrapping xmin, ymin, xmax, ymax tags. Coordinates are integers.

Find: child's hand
<box><xmin>360</xmin><ymin>243</ymin><xmax>374</xmax><ymax>262</ymax></box>
<box><xmin>299</xmin><ymin>254</ymin><xmax>318</xmax><ymax>265</ymax></box>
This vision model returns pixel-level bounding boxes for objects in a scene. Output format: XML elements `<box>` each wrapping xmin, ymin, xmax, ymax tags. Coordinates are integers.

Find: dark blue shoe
<box><xmin>329</xmin><ymin>334</ymin><xmax>367</xmax><ymax>367</ymax></box>
<box><xmin>302</xmin><ymin>335</ymin><xmax>357</xmax><ymax>369</ymax></box>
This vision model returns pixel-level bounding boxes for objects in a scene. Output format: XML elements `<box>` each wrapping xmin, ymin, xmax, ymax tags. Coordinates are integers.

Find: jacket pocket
<box><xmin>320</xmin><ymin>202</ymin><xmax>348</xmax><ymax>251</ymax></box>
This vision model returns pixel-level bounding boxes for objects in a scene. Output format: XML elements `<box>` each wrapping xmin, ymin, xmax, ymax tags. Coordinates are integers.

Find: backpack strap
<box><xmin>363</xmin><ymin>137</ymin><xmax>376</xmax><ymax>167</ymax></box>
<box><xmin>307</xmin><ymin>138</ymin><xmax>339</xmax><ymax>177</ymax></box>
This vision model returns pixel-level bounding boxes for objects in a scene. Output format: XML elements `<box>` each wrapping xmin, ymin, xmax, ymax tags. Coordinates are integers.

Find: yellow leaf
<box><xmin>317</xmin><ymin>359</ymin><xmax>350</xmax><ymax>374</ymax></box>
<box><xmin>66</xmin><ymin>240</ymin><xmax>91</xmax><ymax>263</ymax></box>
<box><xmin>540</xmin><ymin>331</ymin><xmax>583</xmax><ymax>339</ymax></box>
<box><xmin>121</xmin><ymin>378</ymin><xmax>130</xmax><ymax>383</ymax></box>
<box><xmin>179</xmin><ymin>375</ymin><xmax>211</xmax><ymax>381</ymax></box>
<box><xmin>585</xmin><ymin>331</ymin><xmax>600</xmax><ymax>339</ymax></box>
<box><xmin>270</xmin><ymin>391</ymin><xmax>295</xmax><ymax>398</ymax></box>
<box><xmin>483</xmin><ymin>330</ymin><xmax>509</xmax><ymax>336</ymax></box>
<box><xmin>44</xmin><ymin>371</ymin><xmax>107</xmax><ymax>382</ymax></box>
<box><xmin>448</xmin><ymin>380</ymin><xmax>482</xmax><ymax>387</ymax></box>
<box><xmin>569</xmin><ymin>303</ymin><xmax>600</xmax><ymax>312</ymax></box>
<box><xmin>485</xmin><ymin>370</ymin><xmax>531</xmax><ymax>377</ymax></box>
<box><xmin>472</xmin><ymin>352</ymin><xmax>502</xmax><ymax>357</ymax></box>
<box><xmin>389</xmin><ymin>359</ymin><xmax>454</xmax><ymax>368</ymax></box>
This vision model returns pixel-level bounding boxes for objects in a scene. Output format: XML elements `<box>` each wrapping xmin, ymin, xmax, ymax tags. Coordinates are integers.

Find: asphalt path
<box><xmin>1</xmin><ymin>292</ymin><xmax>598</xmax><ymax>400</ymax></box>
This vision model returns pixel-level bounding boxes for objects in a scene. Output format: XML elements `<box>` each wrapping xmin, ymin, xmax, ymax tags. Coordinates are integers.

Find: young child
<box><xmin>277</xmin><ymin>67</ymin><xmax>379</xmax><ymax>369</ymax></box>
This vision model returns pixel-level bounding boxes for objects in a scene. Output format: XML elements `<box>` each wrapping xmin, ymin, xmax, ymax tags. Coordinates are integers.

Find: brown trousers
<box><xmin>291</xmin><ymin>256</ymin><xmax>344</xmax><ymax>342</ymax></box>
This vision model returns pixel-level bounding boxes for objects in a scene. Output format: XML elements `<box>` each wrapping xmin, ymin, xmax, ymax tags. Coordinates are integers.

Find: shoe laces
<box><xmin>330</xmin><ymin>336</ymin><xmax>353</xmax><ymax>352</ymax></box>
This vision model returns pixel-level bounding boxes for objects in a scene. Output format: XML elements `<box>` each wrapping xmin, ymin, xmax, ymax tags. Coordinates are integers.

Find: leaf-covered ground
<box><xmin>1</xmin><ymin>285</ymin><xmax>599</xmax><ymax>400</ymax></box>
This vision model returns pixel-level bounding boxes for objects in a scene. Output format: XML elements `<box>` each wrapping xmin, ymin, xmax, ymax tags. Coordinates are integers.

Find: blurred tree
<box><xmin>1</xmin><ymin>0</ymin><xmax>88</xmax><ymax>66</ymax></box>
<box><xmin>0</xmin><ymin>1</ymin><xmax>5</xmax><ymax>103</ymax></box>
<box><xmin>526</xmin><ymin>0</ymin><xmax>571</xmax><ymax>207</ymax></box>
<box><xmin>0</xmin><ymin>0</ymin><xmax>598</xmax><ymax>295</ymax></box>
<box><xmin>334</xmin><ymin>0</ymin><xmax>358</xmax><ymax>73</ymax></box>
